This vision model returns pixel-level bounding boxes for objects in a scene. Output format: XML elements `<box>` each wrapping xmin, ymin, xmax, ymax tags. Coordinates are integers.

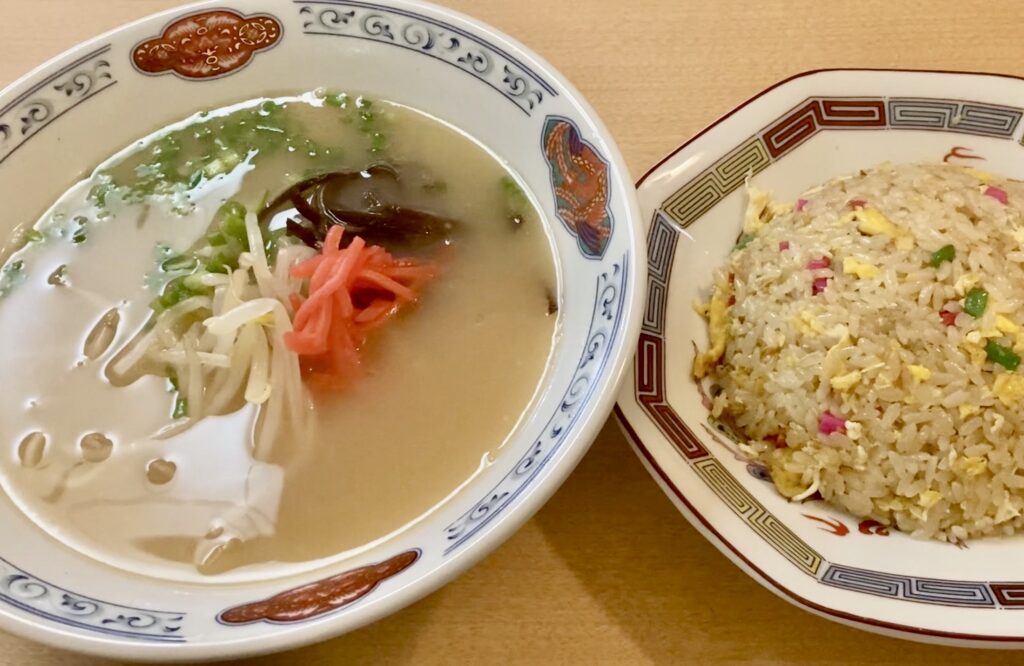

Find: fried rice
<box><xmin>694</xmin><ymin>162</ymin><xmax>1024</xmax><ymax>541</ymax></box>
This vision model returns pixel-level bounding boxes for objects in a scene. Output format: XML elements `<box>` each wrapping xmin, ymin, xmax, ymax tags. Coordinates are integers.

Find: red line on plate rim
<box><xmin>614</xmin><ymin>405</ymin><xmax>1024</xmax><ymax>643</ymax></box>
<box><xmin>636</xmin><ymin>67</ymin><xmax>1024</xmax><ymax>188</ymax></box>
<box><xmin>628</xmin><ymin>67</ymin><xmax>1024</xmax><ymax>643</ymax></box>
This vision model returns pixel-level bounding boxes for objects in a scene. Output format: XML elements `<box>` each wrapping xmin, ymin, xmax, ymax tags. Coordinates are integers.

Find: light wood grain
<box><xmin>2</xmin><ymin>0</ymin><xmax>1024</xmax><ymax>663</ymax></box>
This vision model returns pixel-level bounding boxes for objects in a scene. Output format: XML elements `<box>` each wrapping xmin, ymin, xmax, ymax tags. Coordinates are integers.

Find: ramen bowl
<box><xmin>0</xmin><ymin>0</ymin><xmax>643</xmax><ymax>659</ymax></box>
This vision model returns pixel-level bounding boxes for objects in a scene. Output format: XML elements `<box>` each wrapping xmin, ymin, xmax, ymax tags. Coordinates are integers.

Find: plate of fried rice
<box><xmin>617</xmin><ymin>69</ymin><xmax>1024</xmax><ymax>646</ymax></box>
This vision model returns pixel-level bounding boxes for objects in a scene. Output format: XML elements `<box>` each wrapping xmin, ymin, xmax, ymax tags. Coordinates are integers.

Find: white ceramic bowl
<box><xmin>617</xmin><ymin>69</ymin><xmax>1024</xmax><ymax>648</ymax></box>
<box><xmin>0</xmin><ymin>0</ymin><xmax>644</xmax><ymax>660</ymax></box>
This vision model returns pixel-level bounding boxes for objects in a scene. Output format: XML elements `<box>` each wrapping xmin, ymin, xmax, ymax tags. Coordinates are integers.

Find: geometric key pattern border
<box><xmin>636</xmin><ymin>206</ymin><xmax>1024</xmax><ymax>609</ymax></box>
<box><xmin>662</xmin><ymin>96</ymin><xmax>1024</xmax><ymax>230</ymax></box>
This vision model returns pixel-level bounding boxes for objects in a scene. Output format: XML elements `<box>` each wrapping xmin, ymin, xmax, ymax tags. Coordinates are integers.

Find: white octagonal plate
<box><xmin>616</xmin><ymin>69</ymin><xmax>1024</xmax><ymax>648</ymax></box>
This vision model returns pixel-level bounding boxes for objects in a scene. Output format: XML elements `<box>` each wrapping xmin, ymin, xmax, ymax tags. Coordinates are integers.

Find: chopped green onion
<box><xmin>25</xmin><ymin>230</ymin><xmax>44</xmax><ymax>243</ymax></box>
<box><xmin>964</xmin><ymin>287</ymin><xmax>989</xmax><ymax>318</ymax></box>
<box><xmin>207</xmin><ymin>231</ymin><xmax>228</xmax><ymax>247</ymax></box>
<box><xmin>70</xmin><ymin>216</ymin><xmax>89</xmax><ymax>244</ymax></box>
<box><xmin>183</xmin><ymin>275</ymin><xmax>211</xmax><ymax>292</ymax></box>
<box><xmin>203</xmin><ymin>152</ymin><xmax>242</xmax><ymax>178</ymax></box>
<box><xmin>929</xmin><ymin>244</ymin><xmax>956</xmax><ymax>267</ymax></box>
<box><xmin>733</xmin><ymin>234</ymin><xmax>754</xmax><ymax>252</ymax></box>
<box><xmin>221</xmin><ymin>214</ymin><xmax>248</xmax><ymax>242</ymax></box>
<box><xmin>264</xmin><ymin>228</ymin><xmax>286</xmax><ymax>260</ymax></box>
<box><xmin>161</xmin><ymin>255</ymin><xmax>198</xmax><ymax>273</ymax></box>
<box><xmin>221</xmin><ymin>242</ymin><xmax>243</xmax><ymax>263</ymax></box>
<box><xmin>172</xmin><ymin>397</ymin><xmax>188</xmax><ymax>419</ymax></box>
<box><xmin>218</xmin><ymin>201</ymin><xmax>248</xmax><ymax>242</ymax></box>
<box><xmin>151</xmin><ymin>135</ymin><xmax>181</xmax><ymax>159</ymax></box>
<box><xmin>206</xmin><ymin>254</ymin><xmax>230</xmax><ymax>274</ymax></box>
<box><xmin>166</xmin><ymin>367</ymin><xmax>180</xmax><ymax>392</ymax></box>
<box><xmin>986</xmin><ymin>340</ymin><xmax>1021</xmax><ymax>370</ymax></box>
<box><xmin>158</xmin><ymin>290</ymin><xmax>183</xmax><ymax>309</ymax></box>
<box><xmin>89</xmin><ymin>181</ymin><xmax>116</xmax><ymax>207</ymax></box>
<box><xmin>218</xmin><ymin>201</ymin><xmax>246</xmax><ymax>220</ymax></box>
<box><xmin>8</xmin><ymin>260</ymin><xmax>23</xmax><ymax>272</ymax></box>
<box><xmin>0</xmin><ymin>259</ymin><xmax>27</xmax><ymax>297</ymax></box>
<box><xmin>501</xmin><ymin>176</ymin><xmax>528</xmax><ymax>211</ymax></box>
<box><xmin>47</xmin><ymin>265</ymin><xmax>67</xmax><ymax>286</ymax></box>
<box><xmin>324</xmin><ymin>92</ymin><xmax>349</xmax><ymax>108</ymax></box>
<box><xmin>96</xmin><ymin>99</ymin><xmax>308</xmax><ymax>203</ymax></box>
<box><xmin>158</xmin><ymin>277</ymin><xmax>194</xmax><ymax>308</ymax></box>
<box><xmin>501</xmin><ymin>175</ymin><xmax>523</xmax><ymax>196</ymax></box>
<box><xmin>258</xmin><ymin>100</ymin><xmax>280</xmax><ymax>116</ymax></box>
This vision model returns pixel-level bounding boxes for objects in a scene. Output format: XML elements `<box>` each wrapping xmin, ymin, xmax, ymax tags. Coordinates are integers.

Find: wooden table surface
<box><xmin>2</xmin><ymin>0</ymin><xmax>1024</xmax><ymax>663</ymax></box>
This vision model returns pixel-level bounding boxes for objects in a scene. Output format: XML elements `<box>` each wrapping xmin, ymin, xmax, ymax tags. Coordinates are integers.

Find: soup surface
<box><xmin>0</xmin><ymin>93</ymin><xmax>556</xmax><ymax>580</ymax></box>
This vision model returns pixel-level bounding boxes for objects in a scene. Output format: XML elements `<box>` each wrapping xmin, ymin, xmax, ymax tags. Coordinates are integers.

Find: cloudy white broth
<box><xmin>0</xmin><ymin>92</ymin><xmax>557</xmax><ymax>579</ymax></box>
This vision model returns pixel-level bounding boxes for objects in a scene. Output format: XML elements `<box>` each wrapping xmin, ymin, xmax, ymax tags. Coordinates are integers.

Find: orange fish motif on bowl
<box><xmin>543</xmin><ymin>116</ymin><xmax>613</xmax><ymax>259</ymax></box>
<box><xmin>218</xmin><ymin>550</ymin><xmax>419</xmax><ymax>625</ymax></box>
<box><xmin>132</xmin><ymin>9</ymin><xmax>282</xmax><ymax>80</ymax></box>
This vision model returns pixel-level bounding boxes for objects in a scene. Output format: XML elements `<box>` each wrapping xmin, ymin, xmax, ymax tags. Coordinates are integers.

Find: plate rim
<box><xmin>638</xmin><ymin>66</ymin><xmax>1024</xmax><ymax>186</ymax></box>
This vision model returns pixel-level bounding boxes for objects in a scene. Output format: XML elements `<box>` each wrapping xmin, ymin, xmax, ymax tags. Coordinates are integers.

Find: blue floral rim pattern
<box><xmin>445</xmin><ymin>254</ymin><xmax>628</xmax><ymax>553</ymax></box>
<box><xmin>0</xmin><ymin>556</ymin><xmax>186</xmax><ymax>642</ymax></box>
<box><xmin>0</xmin><ymin>45</ymin><xmax>116</xmax><ymax>167</ymax></box>
<box><xmin>295</xmin><ymin>0</ymin><xmax>557</xmax><ymax>116</ymax></box>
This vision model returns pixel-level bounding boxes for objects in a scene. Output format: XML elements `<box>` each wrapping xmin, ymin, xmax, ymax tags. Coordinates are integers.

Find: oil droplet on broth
<box><xmin>193</xmin><ymin>520</ymin><xmax>247</xmax><ymax>573</ymax></box>
<box><xmin>146</xmin><ymin>458</ymin><xmax>176</xmax><ymax>485</ymax></box>
<box><xmin>79</xmin><ymin>433</ymin><xmax>113</xmax><ymax>463</ymax></box>
<box><xmin>198</xmin><ymin>540</ymin><xmax>240</xmax><ymax>576</ymax></box>
<box><xmin>18</xmin><ymin>432</ymin><xmax>46</xmax><ymax>468</ymax></box>
<box><xmin>47</xmin><ymin>264</ymin><xmax>68</xmax><ymax>286</ymax></box>
<box><xmin>83</xmin><ymin>308</ymin><xmax>120</xmax><ymax>360</ymax></box>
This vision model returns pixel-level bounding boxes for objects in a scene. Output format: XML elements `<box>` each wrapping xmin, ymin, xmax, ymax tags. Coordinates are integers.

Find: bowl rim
<box><xmin>618</xmin><ymin>66</ymin><xmax>1024</xmax><ymax>648</ymax></box>
<box><xmin>0</xmin><ymin>0</ymin><xmax>646</xmax><ymax>660</ymax></box>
